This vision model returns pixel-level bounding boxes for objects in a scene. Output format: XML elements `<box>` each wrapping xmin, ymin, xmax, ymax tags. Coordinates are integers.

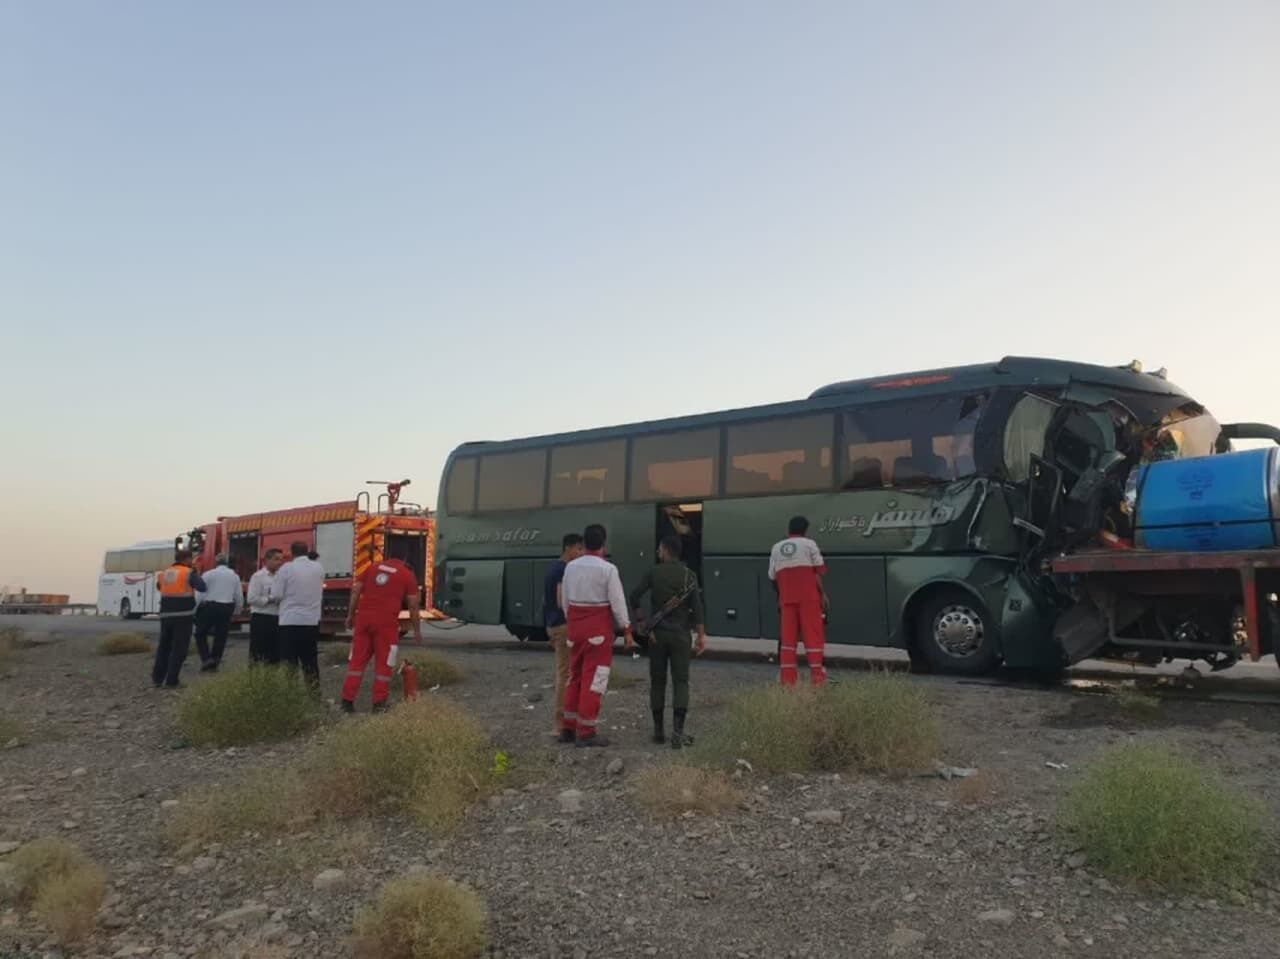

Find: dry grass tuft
<box><xmin>400</xmin><ymin>651</ymin><xmax>464</xmax><ymax>688</ymax></box>
<box><xmin>5</xmin><ymin>838</ymin><xmax>106</xmax><ymax>945</ymax></box>
<box><xmin>307</xmin><ymin>699</ymin><xmax>495</xmax><ymax>833</ymax></box>
<box><xmin>701</xmin><ymin>673</ymin><xmax>941</xmax><ymax>776</ymax></box>
<box><xmin>321</xmin><ymin>643</ymin><xmax>351</xmax><ymax>667</ymax></box>
<box><xmin>177</xmin><ymin>666</ymin><xmax>321</xmax><ymax>747</ymax></box>
<box><xmin>1111</xmin><ymin>685</ymin><xmax>1163</xmax><ymax>717</ymax></box>
<box><xmin>1060</xmin><ymin>742</ymin><xmax>1268</xmax><ymax>890</ymax></box>
<box><xmin>952</xmin><ymin>770</ymin><xmax>998</xmax><ymax>806</ymax></box>
<box><xmin>352</xmin><ymin>874</ymin><xmax>489</xmax><ymax>959</ymax></box>
<box><xmin>97</xmin><ymin>631</ymin><xmax>152</xmax><ymax>656</ymax></box>
<box><xmin>167</xmin><ymin>699</ymin><xmax>499</xmax><ymax>850</ymax></box>
<box><xmin>166</xmin><ymin>768</ymin><xmax>310</xmax><ymax>848</ymax></box>
<box><xmin>0</xmin><ymin>625</ymin><xmax>24</xmax><ymax>664</ymax></box>
<box><xmin>634</xmin><ymin>765</ymin><xmax>743</xmax><ymax>818</ymax></box>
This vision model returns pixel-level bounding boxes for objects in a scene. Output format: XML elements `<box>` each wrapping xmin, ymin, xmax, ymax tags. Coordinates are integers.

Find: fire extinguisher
<box><xmin>401</xmin><ymin>660</ymin><xmax>419</xmax><ymax>702</ymax></box>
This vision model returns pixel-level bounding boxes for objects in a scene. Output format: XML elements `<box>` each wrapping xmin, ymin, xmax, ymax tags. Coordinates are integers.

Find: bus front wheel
<box><xmin>911</xmin><ymin>588</ymin><xmax>999</xmax><ymax>676</ymax></box>
<box><xmin>119</xmin><ymin>599</ymin><xmax>132</xmax><ymax>621</ymax></box>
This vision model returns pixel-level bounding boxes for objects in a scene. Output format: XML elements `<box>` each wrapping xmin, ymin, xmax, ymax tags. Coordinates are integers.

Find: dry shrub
<box><xmin>352</xmin><ymin>874</ymin><xmax>489</xmax><ymax>959</ymax></box>
<box><xmin>953</xmin><ymin>770</ymin><xmax>998</xmax><ymax>806</ymax></box>
<box><xmin>701</xmin><ymin>674</ymin><xmax>940</xmax><ymax>776</ymax></box>
<box><xmin>634</xmin><ymin>765</ymin><xmax>743</xmax><ymax>818</ymax></box>
<box><xmin>166</xmin><ymin>768</ymin><xmax>309</xmax><ymax>848</ymax></box>
<box><xmin>400</xmin><ymin>651</ymin><xmax>463</xmax><ymax>688</ymax></box>
<box><xmin>0</xmin><ymin>625</ymin><xmax>23</xmax><ymax>664</ymax></box>
<box><xmin>177</xmin><ymin>666</ymin><xmax>321</xmax><ymax>747</ymax></box>
<box><xmin>307</xmin><ymin>699</ymin><xmax>495</xmax><ymax>833</ymax></box>
<box><xmin>1111</xmin><ymin>685</ymin><xmax>1163</xmax><ymax>717</ymax></box>
<box><xmin>321</xmin><ymin>643</ymin><xmax>351</xmax><ymax>667</ymax></box>
<box><xmin>33</xmin><ymin>864</ymin><xmax>106</xmax><ymax>944</ymax></box>
<box><xmin>97</xmin><ymin>631</ymin><xmax>152</xmax><ymax>656</ymax></box>
<box><xmin>5</xmin><ymin>838</ymin><xmax>106</xmax><ymax>945</ymax></box>
<box><xmin>1061</xmin><ymin>742</ymin><xmax>1268</xmax><ymax>889</ymax></box>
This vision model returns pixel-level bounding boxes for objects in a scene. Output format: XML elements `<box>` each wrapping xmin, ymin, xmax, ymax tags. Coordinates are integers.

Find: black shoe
<box><xmin>576</xmin><ymin>735</ymin><xmax>609</xmax><ymax>749</ymax></box>
<box><xmin>200</xmin><ymin>661</ymin><xmax>217</xmax><ymax>673</ymax></box>
<box><xmin>671</xmin><ymin>733</ymin><xmax>693</xmax><ymax>750</ymax></box>
<box><xmin>371</xmin><ymin>702</ymin><xmax>390</xmax><ymax>714</ymax></box>
<box><xmin>340</xmin><ymin>700</ymin><xmax>355</xmax><ymax>714</ymax></box>
<box><xmin>162</xmin><ymin>682</ymin><xmax>184</xmax><ymax>690</ymax></box>
<box><xmin>652</xmin><ymin>730</ymin><xmax>666</xmax><ymax>745</ymax></box>
<box><xmin>557</xmin><ymin>729</ymin><xmax>576</xmax><ymax>744</ymax></box>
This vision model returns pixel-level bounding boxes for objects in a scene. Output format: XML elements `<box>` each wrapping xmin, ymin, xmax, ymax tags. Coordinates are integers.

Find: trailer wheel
<box><xmin>911</xmin><ymin>587</ymin><xmax>1000</xmax><ymax>676</ymax></box>
<box><xmin>119</xmin><ymin>599</ymin><xmax>132</xmax><ymax>621</ymax></box>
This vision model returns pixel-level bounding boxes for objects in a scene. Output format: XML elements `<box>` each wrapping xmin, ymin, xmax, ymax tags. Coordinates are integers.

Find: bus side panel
<box><xmin>825</xmin><ymin>558</ymin><xmax>889</xmax><ymax>645</ymax></box>
<box><xmin>703</xmin><ymin>558</ymin><xmax>763</xmax><ymax>638</ymax></box>
<box><xmin>884</xmin><ymin>555</ymin><xmax>1017</xmax><ymax>647</ymax></box>
<box><xmin>502</xmin><ymin>560</ymin><xmax>536</xmax><ymax>627</ymax></box>
<box><xmin>442</xmin><ymin>560</ymin><xmax>505</xmax><ymax>623</ymax></box>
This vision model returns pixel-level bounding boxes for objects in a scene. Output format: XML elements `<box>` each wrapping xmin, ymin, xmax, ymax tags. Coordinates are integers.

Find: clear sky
<box><xmin>2</xmin><ymin>1</ymin><xmax>1277</xmax><ymax>601</ymax></box>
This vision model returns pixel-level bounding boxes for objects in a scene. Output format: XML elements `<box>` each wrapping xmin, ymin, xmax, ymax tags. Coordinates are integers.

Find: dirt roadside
<box><xmin>3</xmin><ymin>623</ymin><xmax>1280</xmax><ymax>959</ymax></box>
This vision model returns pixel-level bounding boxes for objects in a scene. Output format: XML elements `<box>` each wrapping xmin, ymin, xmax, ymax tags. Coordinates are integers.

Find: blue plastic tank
<box><xmin>1134</xmin><ymin>447</ymin><xmax>1280</xmax><ymax>551</ymax></box>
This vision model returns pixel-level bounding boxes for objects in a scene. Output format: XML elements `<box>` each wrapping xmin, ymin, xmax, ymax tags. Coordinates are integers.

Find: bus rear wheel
<box><xmin>911</xmin><ymin>588</ymin><xmax>999</xmax><ymax>676</ymax></box>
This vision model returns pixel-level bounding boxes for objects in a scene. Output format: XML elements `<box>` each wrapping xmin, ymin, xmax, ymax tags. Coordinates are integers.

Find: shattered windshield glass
<box><xmin>1147</xmin><ymin>405</ymin><xmax>1222</xmax><ymax>461</ymax></box>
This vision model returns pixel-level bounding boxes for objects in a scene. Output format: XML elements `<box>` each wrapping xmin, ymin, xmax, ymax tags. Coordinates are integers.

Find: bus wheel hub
<box><xmin>935</xmin><ymin>605</ymin><xmax>983</xmax><ymax>655</ymax></box>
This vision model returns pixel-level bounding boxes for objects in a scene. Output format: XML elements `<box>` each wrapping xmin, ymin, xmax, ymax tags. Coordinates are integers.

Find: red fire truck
<box><xmin>179</xmin><ymin>481</ymin><xmax>438</xmax><ymax>634</ymax></box>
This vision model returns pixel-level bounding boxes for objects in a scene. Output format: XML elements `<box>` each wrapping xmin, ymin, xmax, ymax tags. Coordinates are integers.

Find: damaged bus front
<box><xmin>1001</xmin><ymin>367</ymin><xmax>1280</xmax><ymax>673</ymax></box>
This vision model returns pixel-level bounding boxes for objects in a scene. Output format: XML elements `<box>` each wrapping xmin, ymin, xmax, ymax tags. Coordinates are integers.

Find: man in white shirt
<box><xmin>276</xmin><ymin>540</ymin><xmax>326</xmax><ymax>690</ymax></box>
<box><xmin>246</xmin><ymin>548</ymin><xmax>285</xmax><ymax>665</ymax></box>
<box><xmin>559</xmin><ymin>524</ymin><xmax>633</xmax><ymax>748</ymax></box>
<box><xmin>194</xmin><ymin>555</ymin><xmax>244</xmax><ymax>672</ymax></box>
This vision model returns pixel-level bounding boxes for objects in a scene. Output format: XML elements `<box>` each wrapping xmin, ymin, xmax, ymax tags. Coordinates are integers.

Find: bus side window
<box><xmin>843</xmin><ymin>393</ymin><xmax>989</xmax><ymax>487</ymax></box>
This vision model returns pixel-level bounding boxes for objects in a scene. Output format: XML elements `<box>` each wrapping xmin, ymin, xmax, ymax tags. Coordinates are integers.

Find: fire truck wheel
<box><xmin>911</xmin><ymin>587</ymin><xmax>1000</xmax><ymax>676</ymax></box>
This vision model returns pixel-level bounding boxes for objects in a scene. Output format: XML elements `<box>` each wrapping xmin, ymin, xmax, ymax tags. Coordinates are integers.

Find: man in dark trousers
<box><xmin>194</xmin><ymin>554</ymin><xmax>243</xmax><ymax>671</ymax></box>
<box><xmin>276</xmin><ymin>541</ymin><xmax>325</xmax><ymax>691</ymax></box>
<box><xmin>151</xmin><ymin>549</ymin><xmax>207</xmax><ymax>689</ymax></box>
<box><xmin>630</xmin><ymin>535</ymin><xmax>707</xmax><ymax>748</ymax></box>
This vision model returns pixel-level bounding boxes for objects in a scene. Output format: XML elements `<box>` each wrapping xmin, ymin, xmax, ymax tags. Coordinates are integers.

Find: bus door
<box><xmin>656</xmin><ymin>504</ymin><xmax>703</xmax><ymax>580</ymax></box>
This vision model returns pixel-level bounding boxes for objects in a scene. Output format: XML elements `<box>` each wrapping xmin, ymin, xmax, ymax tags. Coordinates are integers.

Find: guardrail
<box><xmin>0</xmin><ymin>603</ymin><xmax>97</xmax><ymax>615</ymax></box>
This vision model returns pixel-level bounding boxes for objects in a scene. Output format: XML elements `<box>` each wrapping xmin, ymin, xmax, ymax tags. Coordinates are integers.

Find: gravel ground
<box><xmin>3</xmin><ymin>620</ymin><xmax>1280</xmax><ymax>959</ymax></box>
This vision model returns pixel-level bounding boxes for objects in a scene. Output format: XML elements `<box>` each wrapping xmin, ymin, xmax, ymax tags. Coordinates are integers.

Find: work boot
<box><xmin>557</xmin><ymin>729</ymin><xmax>576</xmax><ymax>744</ymax></box>
<box><xmin>340</xmin><ymin>700</ymin><xmax>355</xmax><ymax>714</ymax></box>
<box><xmin>651</xmin><ymin>709</ymin><xmax>666</xmax><ymax>745</ymax></box>
<box><xmin>371</xmin><ymin>701</ymin><xmax>390</xmax><ymax>714</ymax></box>
<box><xmin>576</xmin><ymin>734</ymin><xmax>610</xmax><ymax>749</ymax></box>
<box><xmin>200</xmin><ymin>660</ymin><xmax>217</xmax><ymax>673</ymax></box>
<box><xmin>671</xmin><ymin>708</ymin><xmax>691</xmax><ymax>750</ymax></box>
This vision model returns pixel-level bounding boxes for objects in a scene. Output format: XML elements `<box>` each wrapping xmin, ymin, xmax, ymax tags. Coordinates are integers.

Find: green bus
<box><xmin>433</xmin><ymin>356</ymin><xmax>1226</xmax><ymax>674</ymax></box>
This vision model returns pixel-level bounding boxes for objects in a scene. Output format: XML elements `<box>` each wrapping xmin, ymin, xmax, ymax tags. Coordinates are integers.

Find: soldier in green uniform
<box><xmin>629</xmin><ymin>535</ymin><xmax>707</xmax><ymax>749</ymax></box>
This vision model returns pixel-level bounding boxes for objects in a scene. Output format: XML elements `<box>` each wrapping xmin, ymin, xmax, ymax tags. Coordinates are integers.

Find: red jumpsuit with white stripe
<box><xmin>342</xmin><ymin>559</ymin><xmax>417</xmax><ymax>706</ymax></box>
<box><xmin>560</xmin><ymin>552</ymin><xmax>630</xmax><ymax>740</ymax></box>
<box><xmin>768</xmin><ymin>535</ymin><xmax>828</xmax><ymax>687</ymax></box>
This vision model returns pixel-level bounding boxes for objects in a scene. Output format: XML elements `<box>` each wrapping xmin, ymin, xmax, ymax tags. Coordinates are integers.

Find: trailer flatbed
<box><xmin>1050</xmin><ymin>549</ymin><xmax>1280</xmax><ymax>661</ymax></box>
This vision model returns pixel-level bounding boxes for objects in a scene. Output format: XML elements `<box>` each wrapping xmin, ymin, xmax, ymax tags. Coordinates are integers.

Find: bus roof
<box><xmin>453</xmin><ymin>356</ymin><xmax>1191</xmax><ymax>455</ymax></box>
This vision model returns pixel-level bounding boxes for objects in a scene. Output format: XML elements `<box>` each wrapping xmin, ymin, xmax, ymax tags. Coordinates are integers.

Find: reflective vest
<box><xmin>158</xmin><ymin>564</ymin><xmax>198</xmax><ymax>618</ymax></box>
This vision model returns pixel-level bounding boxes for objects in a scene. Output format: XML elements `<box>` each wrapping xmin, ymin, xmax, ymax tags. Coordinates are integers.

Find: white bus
<box><xmin>97</xmin><ymin>541</ymin><xmax>174</xmax><ymax>619</ymax></box>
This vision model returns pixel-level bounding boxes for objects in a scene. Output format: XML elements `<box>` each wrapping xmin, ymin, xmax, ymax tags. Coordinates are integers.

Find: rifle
<box><xmin>635</xmin><ymin>569</ymin><xmax>699</xmax><ymax>638</ymax></box>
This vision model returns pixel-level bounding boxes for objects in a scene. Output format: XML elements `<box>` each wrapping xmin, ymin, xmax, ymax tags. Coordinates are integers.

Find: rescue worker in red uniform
<box><xmin>560</xmin><ymin>524</ymin><xmax>633</xmax><ymax>747</ymax></box>
<box><xmin>341</xmin><ymin>557</ymin><xmax>422</xmax><ymax>713</ymax></box>
<box><xmin>768</xmin><ymin>516</ymin><xmax>829</xmax><ymax>687</ymax></box>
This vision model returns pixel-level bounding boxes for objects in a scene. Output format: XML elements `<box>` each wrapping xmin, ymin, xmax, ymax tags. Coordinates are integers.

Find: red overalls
<box><xmin>560</xmin><ymin>552</ymin><xmax>629</xmax><ymax>740</ymax></box>
<box><xmin>342</xmin><ymin>559</ymin><xmax>417</xmax><ymax>706</ymax></box>
<box><xmin>768</xmin><ymin>535</ymin><xmax>828</xmax><ymax>687</ymax></box>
